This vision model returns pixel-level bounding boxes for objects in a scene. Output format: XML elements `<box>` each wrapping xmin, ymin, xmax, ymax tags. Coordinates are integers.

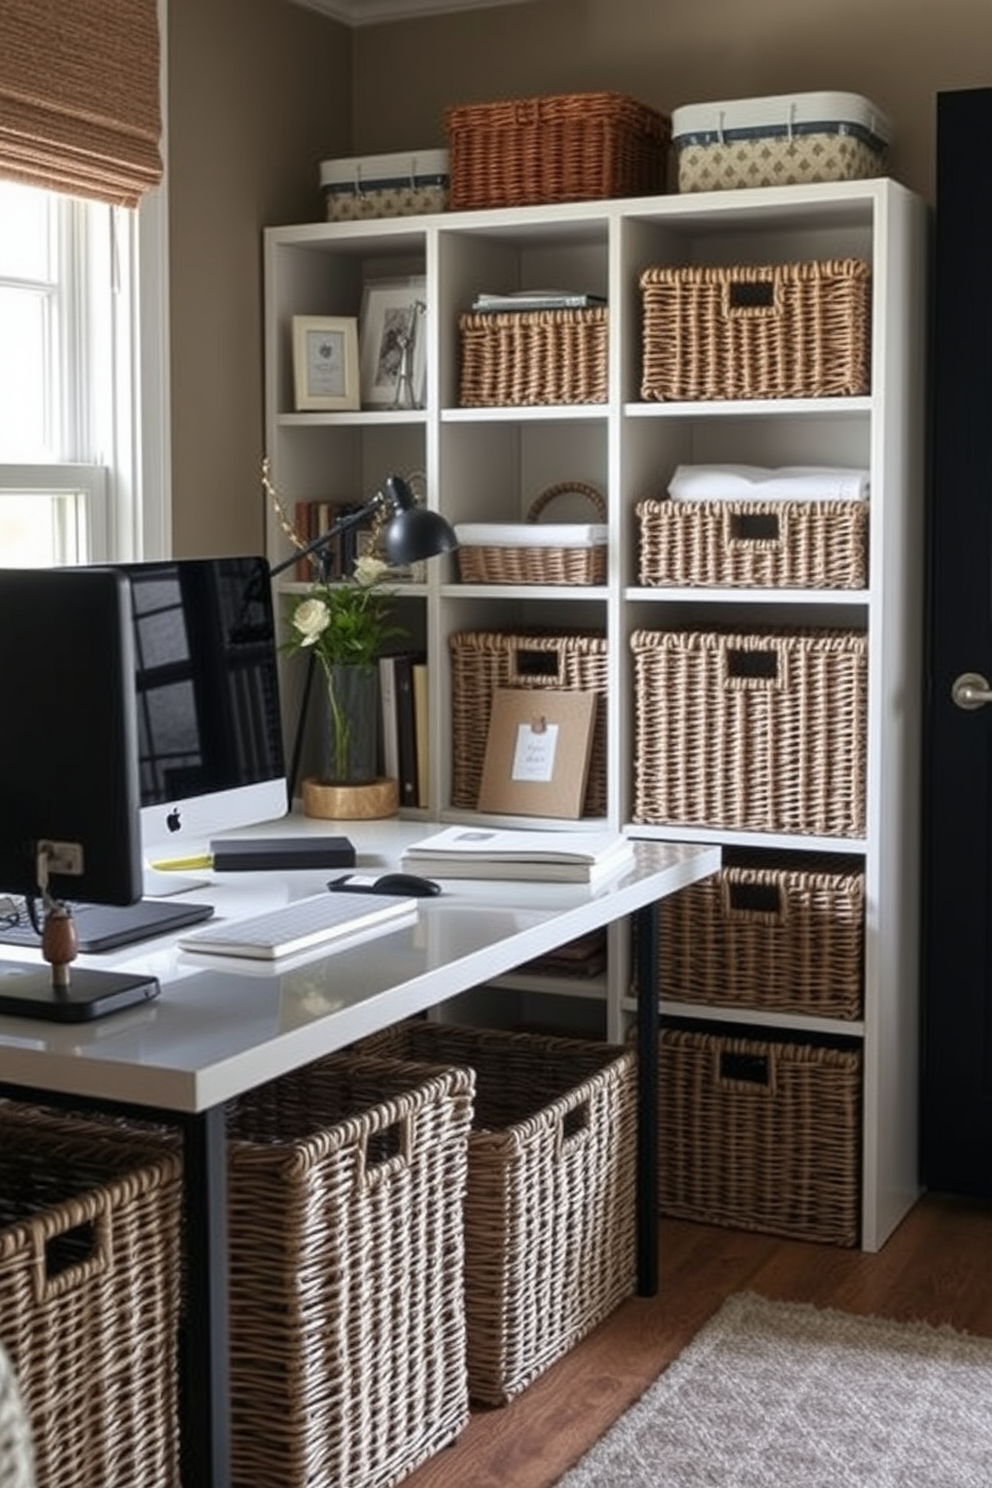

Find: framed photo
<box><xmin>359</xmin><ymin>277</ymin><xmax>427</xmax><ymax>409</ymax></box>
<box><xmin>292</xmin><ymin>315</ymin><xmax>360</xmax><ymax>411</ymax></box>
<box><xmin>477</xmin><ymin>688</ymin><xmax>597</xmax><ymax>819</ymax></box>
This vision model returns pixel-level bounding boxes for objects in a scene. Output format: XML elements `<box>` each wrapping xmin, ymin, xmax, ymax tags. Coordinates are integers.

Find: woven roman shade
<box><xmin>0</xmin><ymin>0</ymin><xmax>162</xmax><ymax>208</ymax></box>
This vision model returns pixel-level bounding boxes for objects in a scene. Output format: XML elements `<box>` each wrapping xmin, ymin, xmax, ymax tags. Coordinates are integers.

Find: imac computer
<box><xmin>0</xmin><ymin>566</ymin><xmax>161</xmax><ymax>1019</ymax></box>
<box><xmin>121</xmin><ymin>554</ymin><xmax>288</xmax><ymax>894</ymax></box>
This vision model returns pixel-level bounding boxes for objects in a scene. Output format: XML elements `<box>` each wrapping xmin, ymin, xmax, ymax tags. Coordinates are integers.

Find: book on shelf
<box><xmin>289</xmin><ymin>499</ymin><xmax>370</xmax><ymax>581</ymax></box>
<box><xmin>471</xmin><ymin>289</ymin><xmax>607</xmax><ymax>313</ymax></box>
<box><xmin>391</xmin><ymin>651</ymin><xmax>426</xmax><ymax>808</ymax></box>
<box><xmin>412</xmin><ymin>659</ymin><xmax>429</xmax><ymax>809</ymax></box>
<box><xmin>378</xmin><ymin>654</ymin><xmax>401</xmax><ymax>784</ymax></box>
<box><xmin>400</xmin><ymin>827</ymin><xmax>635</xmax><ymax>883</ymax></box>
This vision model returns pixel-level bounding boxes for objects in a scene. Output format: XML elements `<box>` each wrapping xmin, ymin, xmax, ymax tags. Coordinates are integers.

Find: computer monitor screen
<box><xmin>0</xmin><ymin>566</ymin><xmax>143</xmax><ymax>905</ymax></box>
<box><xmin>120</xmin><ymin>556</ymin><xmax>288</xmax><ymax>890</ymax></box>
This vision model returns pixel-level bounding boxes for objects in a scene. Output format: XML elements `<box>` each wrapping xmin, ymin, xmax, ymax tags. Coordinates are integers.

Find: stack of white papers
<box><xmin>401</xmin><ymin>827</ymin><xmax>634</xmax><ymax>883</ymax></box>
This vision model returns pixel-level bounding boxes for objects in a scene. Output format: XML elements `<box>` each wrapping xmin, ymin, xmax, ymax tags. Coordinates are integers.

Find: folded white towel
<box><xmin>667</xmin><ymin>464</ymin><xmax>870</xmax><ymax>502</ymax></box>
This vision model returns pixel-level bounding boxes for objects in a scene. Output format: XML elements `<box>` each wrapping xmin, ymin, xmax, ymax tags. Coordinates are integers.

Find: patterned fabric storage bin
<box><xmin>630</xmin><ymin>627</ymin><xmax>867</xmax><ymax>837</ymax></box>
<box><xmin>458</xmin><ymin>307</ymin><xmax>608</xmax><ymax>406</ymax></box>
<box><xmin>636</xmin><ymin>496</ymin><xmax>869</xmax><ymax>589</ymax></box>
<box><xmin>0</xmin><ymin>1105</ymin><xmax>183</xmax><ymax>1488</ymax></box>
<box><xmin>671</xmin><ymin>91</ymin><xmax>891</xmax><ymax>193</ymax></box>
<box><xmin>225</xmin><ymin>1055</ymin><xmax>474</xmax><ymax>1488</ymax></box>
<box><xmin>349</xmin><ymin>1022</ymin><xmax>637</xmax><ymax>1405</ymax></box>
<box><xmin>658</xmin><ymin>1026</ymin><xmax>862</xmax><ymax>1245</ymax></box>
<box><xmin>639</xmin><ymin>258</ymin><xmax>871</xmax><ymax>401</ymax></box>
<box><xmin>445</xmin><ymin>91</ymin><xmax>669</xmax><ymax>210</ymax></box>
<box><xmin>449</xmin><ymin>629</ymin><xmax>609</xmax><ymax>815</ymax></box>
<box><xmin>320</xmin><ymin>149</ymin><xmax>449</xmax><ymax>220</ymax></box>
<box><xmin>652</xmin><ymin>852</ymin><xmax>866</xmax><ymax>1019</ymax></box>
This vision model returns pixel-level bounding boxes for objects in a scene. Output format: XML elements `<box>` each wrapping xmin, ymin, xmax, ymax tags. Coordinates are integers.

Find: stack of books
<box><xmin>400</xmin><ymin>827</ymin><xmax>634</xmax><ymax>883</ymax></box>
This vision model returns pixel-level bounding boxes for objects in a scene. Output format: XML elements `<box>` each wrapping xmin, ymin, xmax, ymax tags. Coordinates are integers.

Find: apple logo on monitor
<box><xmin>166</xmin><ymin>808</ymin><xmax>182</xmax><ymax>834</ymax></box>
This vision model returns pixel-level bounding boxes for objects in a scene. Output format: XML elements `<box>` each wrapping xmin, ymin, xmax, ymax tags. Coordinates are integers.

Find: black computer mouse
<box><xmin>372</xmin><ymin>872</ymin><xmax>442</xmax><ymax>898</ymax></box>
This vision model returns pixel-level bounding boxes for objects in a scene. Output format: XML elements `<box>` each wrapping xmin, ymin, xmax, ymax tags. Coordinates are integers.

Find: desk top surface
<box><xmin>0</xmin><ymin>817</ymin><xmax>717</xmax><ymax>1113</ymax></box>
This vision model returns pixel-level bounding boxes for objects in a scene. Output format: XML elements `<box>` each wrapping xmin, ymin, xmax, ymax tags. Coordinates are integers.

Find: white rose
<box><xmin>292</xmin><ymin>597</ymin><xmax>330</xmax><ymax>645</ymax></box>
<box><xmin>353</xmin><ymin>554</ymin><xmax>389</xmax><ymax>587</ymax></box>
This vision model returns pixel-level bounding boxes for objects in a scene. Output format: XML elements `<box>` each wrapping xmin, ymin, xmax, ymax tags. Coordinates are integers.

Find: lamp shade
<box><xmin>382</xmin><ymin>503</ymin><xmax>459</xmax><ymax>565</ymax></box>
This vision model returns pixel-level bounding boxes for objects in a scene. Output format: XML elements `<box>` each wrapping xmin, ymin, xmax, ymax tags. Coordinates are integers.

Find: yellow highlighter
<box><xmin>149</xmin><ymin>854</ymin><xmax>214</xmax><ymax>873</ymax></box>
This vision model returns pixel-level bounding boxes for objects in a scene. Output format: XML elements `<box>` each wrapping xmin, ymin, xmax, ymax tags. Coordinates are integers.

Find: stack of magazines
<box><xmin>471</xmin><ymin>289</ymin><xmax>607</xmax><ymax>313</ymax></box>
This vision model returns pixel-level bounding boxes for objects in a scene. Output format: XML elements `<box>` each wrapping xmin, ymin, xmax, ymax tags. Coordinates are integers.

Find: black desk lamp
<box><xmin>262</xmin><ymin>460</ymin><xmax>459</xmax><ymax>801</ymax></box>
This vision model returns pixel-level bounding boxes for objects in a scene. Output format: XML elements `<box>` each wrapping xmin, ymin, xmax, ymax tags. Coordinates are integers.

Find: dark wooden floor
<box><xmin>403</xmin><ymin>1192</ymin><xmax>992</xmax><ymax>1488</ymax></box>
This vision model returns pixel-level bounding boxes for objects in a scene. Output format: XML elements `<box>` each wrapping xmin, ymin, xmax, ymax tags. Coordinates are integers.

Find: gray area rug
<box><xmin>554</xmin><ymin>1291</ymin><xmax>992</xmax><ymax>1487</ymax></box>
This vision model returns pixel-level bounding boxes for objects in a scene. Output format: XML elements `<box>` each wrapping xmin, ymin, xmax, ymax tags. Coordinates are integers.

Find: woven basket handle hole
<box><xmin>361</xmin><ymin>1115</ymin><xmax>413</xmax><ymax>1187</ymax></box>
<box><xmin>558</xmin><ymin>1097</ymin><xmax>591</xmax><ymax>1155</ymax></box>
<box><xmin>726</xmin><ymin>279</ymin><xmax>777</xmax><ymax>315</ymax></box>
<box><xmin>511</xmin><ymin>649</ymin><xmax>563</xmax><ymax>683</ymax></box>
<box><xmin>718</xmin><ymin>1051</ymin><xmax>773</xmax><ymax>1092</ymax></box>
<box><xmin>726</xmin><ymin>648</ymin><xmax>780</xmax><ymax>686</ymax></box>
<box><xmin>727</xmin><ymin>511</ymin><xmax>781</xmax><ymax>545</ymax></box>
<box><xmin>726</xmin><ymin>881</ymin><xmax>784</xmax><ymax>920</ymax></box>
<box><xmin>34</xmin><ymin>1208</ymin><xmax>112</xmax><ymax>1301</ymax></box>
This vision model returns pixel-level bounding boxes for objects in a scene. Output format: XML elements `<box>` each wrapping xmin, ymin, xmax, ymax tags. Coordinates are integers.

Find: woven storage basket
<box><xmin>639</xmin><ymin>258</ymin><xmax>871</xmax><ymax>401</ymax></box>
<box><xmin>651</xmin><ymin>852</ymin><xmax>865</xmax><ymax>1019</ymax></box>
<box><xmin>636</xmin><ymin>496</ymin><xmax>868</xmax><ymax>589</ymax></box>
<box><xmin>658</xmin><ymin>1026</ymin><xmax>862</xmax><ymax>1245</ymax></box>
<box><xmin>458</xmin><ymin>307</ymin><xmax>608</xmax><ymax>406</ymax></box>
<box><xmin>445</xmin><ymin>90</ymin><xmax>670</xmax><ymax>210</ymax></box>
<box><xmin>449</xmin><ymin>629</ymin><xmax>609</xmax><ymax>815</ymax></box>
<box><xmin>0</xmin><ymin>1104</ymin><xmax>183</xmax><ymax>1488</ymax></box>
<box><xmin>631</xmin><ymin>627</ymin><xmax>867</xmax><ymax>836</ymax></box>
<box><xmin>456</xmin><ymin>481</ymin><xmax>608</xmax><ymax>585</ymax></box>
<box><xmin>225</xmin><ymin>1055</ymin><xmax>474</xmax><ymax>1488</ymax></box>
<box><xmin>348</xmin><ymin>1022</ymin><xmax>637</xmax><ymax>1405</ymax></box>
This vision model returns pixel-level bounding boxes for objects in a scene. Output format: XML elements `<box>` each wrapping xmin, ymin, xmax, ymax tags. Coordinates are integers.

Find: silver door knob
<box><xmin>952</xmin><ymin>671</ymin><xmax>992</xmax><ymax>710</ymax></box>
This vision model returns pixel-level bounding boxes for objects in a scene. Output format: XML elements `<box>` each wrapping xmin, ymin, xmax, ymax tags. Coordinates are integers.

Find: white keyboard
<box><xmin>177</xmin><ymin>890</ymin><xmax>418</xmax><ymax>961</ymax></box>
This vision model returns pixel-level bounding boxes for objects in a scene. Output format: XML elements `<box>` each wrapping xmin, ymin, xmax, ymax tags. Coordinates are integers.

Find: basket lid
<box><xmin>671</xmin><ymin>91</ymin><xmax>891</xmax><ymax>149</ymax></box>
<box><xmin>319</xmin><ymin>149</ymin><xmax>449</xmax><ymax>189</ymax></box>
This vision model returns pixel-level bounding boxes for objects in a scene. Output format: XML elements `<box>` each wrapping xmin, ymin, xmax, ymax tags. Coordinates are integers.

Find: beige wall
<box><xmin>351</xmin><ymin>0</ymin><xmax>992</xmax><ymax>203</ymax></box>
<box><xmin>167</xmin><ymin>0</ymin><xmax>353</xmax><ymax>557</ymax></box>
<box><xmin>167</xmin><ymin>0</ymin><xmax>992</xmax><ymax>558</ymax></box>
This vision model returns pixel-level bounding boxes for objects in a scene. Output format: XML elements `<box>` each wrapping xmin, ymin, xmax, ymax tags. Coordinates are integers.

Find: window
<box><xmin>0</xmin><ymin>175</ymin><xmax>167</xmax><ymax>566</ymax></box>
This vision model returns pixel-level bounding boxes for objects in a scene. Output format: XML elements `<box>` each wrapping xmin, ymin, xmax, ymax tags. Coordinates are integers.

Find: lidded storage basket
<box><xmin>455</xmin><ymin>481</ymin><xmax>608</xmax><ymax>585</ymax></box>
<box><xmin>630</xmin><ymin>627</ymin><xmax>867</xmax><ymax>837</ymax></box>
<box><xmin>651</xmin><ymin>851</ymin><xmax>865</xmax><ymax>1019</ymax></box>
<box><xmin>0</xmin><ymin>1104</ymin><xmax>183</xmax><ymax>1488</ymax></box>
<box><xmin>658</xmin><ymin>1026</ymin><xmax>862</xmax><ymax>1245</ymax></box>
<box><xmin>449</xmin><ymin>629</ymin><xmax>609</xmax><ymax>815</ymax></box>
<box><xmin>348</xmin><ymin>1022</ymin><xmax>638</xmax><ymax>1405</ymax></box>
<box><xmin>671</xmin><ymin>91</ymin><xmax>891</xmax><ymax>193</ymax></box>
<box><xmin>639</xmin><ymin>258</ymin><xmax>871</xmax><ymax>401</ymax></box>
<box><xmin>320</xmin><ymin>149</ymin><xmax>449</xmax><ymax>221</ymax></box>
<box><xmin>458</xmin><ymin>306</ymin><xmax>608</xmax><ymax>406</ymax></box>
<box><xmin>636</xmin><ymin>495</ymin><xmax>868</xmax><ymax>589</ymax></box>
<box><xmin>225</xmin><ymin>1055</ymin><xmax>474</xmax><ymax>1488</ymax></box>
<box><xmin>445</xmin><ymin>90</ymin><xmax>670</xmax><ymax>210</ymax></box>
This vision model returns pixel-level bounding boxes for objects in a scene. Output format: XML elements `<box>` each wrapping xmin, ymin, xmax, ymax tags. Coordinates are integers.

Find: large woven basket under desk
<box><xmin>631</xmin><ymin>626</ymin><xmax>867</xmax><ymax>837</ymax></box>
<box><xmin>449</xmin><ymin>629</ymin><xmax>609</xmax><ymax>815</ymax></box>
<box><xmin>0</xmin><ymin>1104</ymin><xmax>183</xmax><ymax>1488</ymax></box>
<box><xmin>658</xmin><ymin>1025</ymin><xmax>862</xmax><ymax>1245</ymax></box>
<box><xmin>225</xmin><ymin>1055</ymin><xmax>474</xmax><ymax>1488</ymax></box>
<box><xmin>639</xmin><ymin>258</ymin><xmax>871</xmax><ymax>401</ymax></box>
<box><xmin>348</xmin><ymin>1022</ymin><xmax>638</xmax><ymax>1405</ymax></box>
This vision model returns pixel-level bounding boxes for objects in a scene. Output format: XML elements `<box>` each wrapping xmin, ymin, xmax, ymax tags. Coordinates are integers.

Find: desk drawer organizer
<box><xmin>636</xmin><ymin>495</ymin><xmax>869</xmax><ymax>589</ymax></box>
<box><xmin>449</xmin><ymin>629</ymin><xmax>609</xmax><ymax>815</ymax></box>
<box><xmin>319</xmin><ymin>149</ymin><xmax>449</xmax><ymax>220</ymax></box>
<box><xmin>458</xmin><ymin>306</ymin><xmax>608</xmax><ymax>406</ymax></box>
<box><xmin>671</xmin><ymin>91</ymin><xmax>891</xmax><ymax>193</ymax></box>
<box><xmin>630</xmin><ymin>627</ymin><xmax>867</xmax><ymax>836</ymax></box>
<box><xmin>658</xmin><ymin>1025</ymin><xmax>862</xmax><ymax>1245</ymax></box>
<box><xmin>651</xmin><ymin>852</ymin><xmax>865</xmax><ymax>1019</ymax></box>
<box><xmin>455</xmin><ymin>481</ymin><xmax>608</xmax><ymax>585</ymax></box>
<box><xmin>225</xmin><ymin>1055</ymin><xmax>474</xmax><ymax>1488</ymax></box>
<box><xmin>349</xmin><ymin>1021</ymin><xmax>637</xmax><ymax>1404</ymax></box>
<box><xmin>0</xmin><ymin>1104</ymin><xmax>183</xmax><ymax>1488</ymax></box>
<box><xmin>639</xmin><ymin>258</ymin><xmax>871</xmax><ymax>401</ymax></box>
<box><xmin>445</xmin><ymin>90</ymin><xmax>670</xmax><ymax>210</ymax></box>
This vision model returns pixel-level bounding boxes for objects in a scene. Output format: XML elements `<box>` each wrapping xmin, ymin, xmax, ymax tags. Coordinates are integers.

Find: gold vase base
<box><xmin>301</xmin><ymin>776</ymin><xmax>400</xmax><ymax>821</ymax></box>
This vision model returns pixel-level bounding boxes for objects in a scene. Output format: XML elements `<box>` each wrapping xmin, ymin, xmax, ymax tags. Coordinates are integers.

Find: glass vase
<box><xmin>322</xmin><ymin>662</ymin><xmax>379</xmax><ymax>785</ymax></box>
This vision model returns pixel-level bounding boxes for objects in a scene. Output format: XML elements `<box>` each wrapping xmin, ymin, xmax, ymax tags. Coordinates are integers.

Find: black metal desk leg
<box><xmin>179</xmin><ymin>1106</ymin><xmax>231</xmax><ymax>1488</ymax></box>
<box><xmin>634</xmin><ymin>903</ymin><xmax>659</xmax><ymax>1296</ymax></box>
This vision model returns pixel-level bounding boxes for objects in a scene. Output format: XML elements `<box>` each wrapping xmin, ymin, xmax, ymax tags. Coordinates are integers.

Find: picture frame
<box><xmin>477</xmin><ymin>688</ymin><xmax>597</xmax><ymax>819</ymax></box>
<box><xmin>292</xmin><ymin>315</ymin><xmax>360</xmax><ymax>411</ymax></box>
<box><xmin>359</xmin><ymin>277</ymin><xmax>427</xmax><ymax>409</ymax></box>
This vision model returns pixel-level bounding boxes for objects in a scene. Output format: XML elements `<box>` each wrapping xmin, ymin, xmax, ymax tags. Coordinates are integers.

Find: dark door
<box><xmin>922</xmin><ymin>86</ymin><xmax>992</xmax><ymax>1192</ymax></box>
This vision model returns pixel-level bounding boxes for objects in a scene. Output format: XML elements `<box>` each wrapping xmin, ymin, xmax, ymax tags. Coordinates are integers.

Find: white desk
<box><xmin>0</xmin><ymin>818</ymin><xmax>718</xmax><ymax>1488</ymax></box>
